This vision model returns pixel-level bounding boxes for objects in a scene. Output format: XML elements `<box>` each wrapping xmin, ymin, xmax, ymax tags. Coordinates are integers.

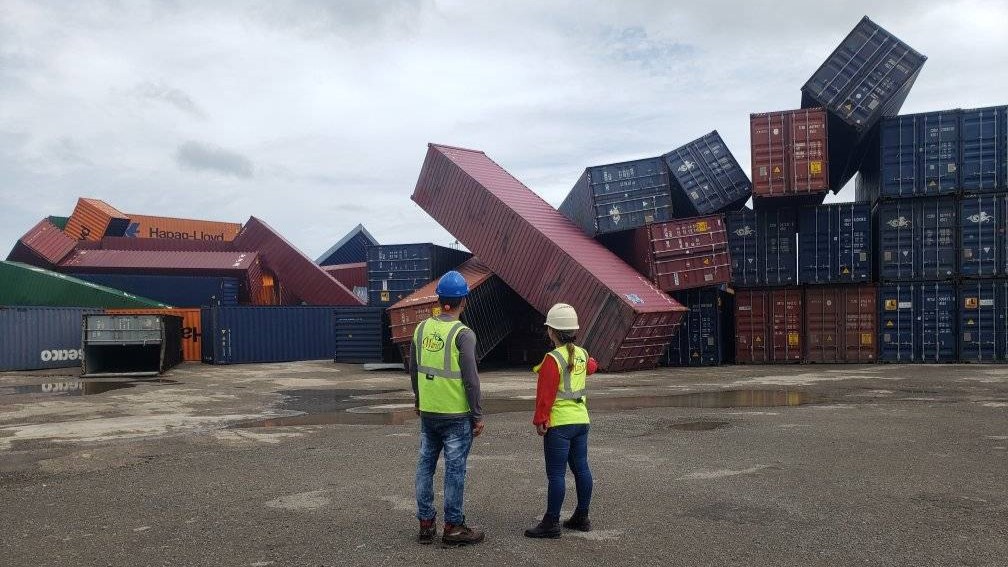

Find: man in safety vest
<box><xmin>411</xmin><ymin>270</ymin><xmax>485</xmax><ymax>547</ymax></box>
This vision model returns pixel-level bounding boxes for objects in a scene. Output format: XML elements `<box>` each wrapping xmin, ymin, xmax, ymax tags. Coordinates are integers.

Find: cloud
<box><xmin>133</xmin><ymin>81</ymin><xmax>207</xmax><ymax>119</ymax></box>
<box><xmin>175</xmin><ymin>141</ymin><xmax>253</xmax><ymax>178</ymax></box>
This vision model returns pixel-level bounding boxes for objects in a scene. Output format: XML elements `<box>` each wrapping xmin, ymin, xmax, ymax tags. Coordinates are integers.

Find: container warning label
<box><xmin>860</xmin><ymin>333</ymin><xmax>873</xmax><ymax>346</ymax></box>
<box><xmin>884</xmin><ymin>300</ymin><xmax>897</xmax><ymax>310</ymax></box>
<box><xmin>787</xmin><ymin>332</ymin><xmax>799</xmax><ymax>347</ymax></box>
<box><xmin>695</xmin><ymin>220</ymin><xmax>709</xmax><ymax>232</ymax></box>
<box><xmin>380</xmin><ymin>291</ymin><xmax>390</xmax><ymax>302</ymax></box>
<box><xmin>809</xmin><ymin>161</ymin><xmax>823</xmax><ymax>175</ymax></box>
<box><xmin>964</xmin><ymin>297</ymin><xmax>978</xmax><ymax>309</ymax></box>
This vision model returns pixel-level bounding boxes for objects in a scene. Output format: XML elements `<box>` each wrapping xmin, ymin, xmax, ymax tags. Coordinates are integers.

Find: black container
<box><xmin>876</xmin><ymin>197</ymin><xmax>957</xmax><ymax>281</ymax></box>
<box><xmin>559</xmin><ymin>157</ymin><xmax>673</xmax><ymax>236</ymax></box>
<box><xmin>334</xmin><ymin>307</ymin><xmax>384</xmax><ymax>363</ymax></box>
<box><xmin>798</xmin><ymin>202</ymin><xmax>872</xmax><ymax>284</ymax></box>
<box><xmin>665</xmin><ymin>287</ymin><xmax>732</xmax><ymax>366</ymax></box>
<box><xmin>958</xmin><ymin>280</ymin><xmax>1008</xmax><ymax>362</ymax></box>
<box><xmin>81</xmin><ymin>314</ymin><xmax>183</xmax><ymax>377</ymax></box>
<box><xmin>878</xmin><ymin>282</ymin><xmax>957</xmax><ymax>363</ymax></box>
<box><xmin>726</xmin><ymin>207</ymin><xmax>797</xmax><ymax>287</ymax></box>
<box><xmin>662</xmin><ymin>131</ymin><xmax>752</xmax><ymax>218</ymax></box>
<box><xmin>366</xmin><ymin>244</ymin><xmax>471</xmax><ymax>307</ymax></box>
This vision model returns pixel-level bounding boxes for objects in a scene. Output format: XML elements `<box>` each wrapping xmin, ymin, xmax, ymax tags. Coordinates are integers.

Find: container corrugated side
<box><xmin>90</xmin><ymin>236</ymin><xmax>235</xmax><ymax>253</ymax></box>
<box><xmin>750</xmin><ymin>108</ymin><xmax>829</xmax><ymax>196</ymax></box>
<box><xmin>0</xmin><ymin>261</ymin><xmax>169</xmax><ymax>308</ymax></box>
<box><xmin>63</xmin><ymin>198</ymin><xmax>129</xmax><ymax>241</ymax></box>
<box><xmin>959</xmin><ymin>194</ymin><xmax>1003</xmax><ymax>278</ymax></box>
<box><xmin>804</xmin><ymin>285</ymin><xmax>877</xmax><ymax>363</ymax></box>
<box><xmin>734</xmin><ymin>288</ymin><xmax>803</xmax><ymax>363</ymax></box>
<box><xmin>663</xmin><ymin>131</ymin><xmax>751</xmax><ymax>217</ymax></box>
<box><xmin>960</xmin><ymin>105</ymin><xmax>1008</xmax><ymax>194</ymax></box>
<box><xmin>411</xmin><ymin>143</ymin><xmax>686</xmax><ymax>371</ymax></box>
<box><xmin>233</xmin><ymin>217</ymin><xmax>362</xmax><ymax>306</ymax></box>
<box><xmin>878</xmin><ymin>282</ymin><xmax>957</xmax><ymax>362</ymax></box>
<box><xmin>558</xmin><ymin>157</ymin><xmax>673</xmax><ymax>236</ymax></box>
<box><xmin>367</xmin><ymin>243</ymin><xmax>471</xmax><ymax>307</ymax></box>
<box><xmin>123</xmin><ymin>214</ymin><xmax>241</xmax><ymax>241</ymax></box>
<box><xmin>628</xmin><ymin>215</ymin><xmax>731</xmax><ymax>292</ymax></box>
<box><xmin>798</xmin><ymin>203</ymin><xmax>872</xmax><ymax>284</ymax></box>
<box><xmin>72</xmin><ymin>273</ymin><xmax>239</xmax><ymax>307</ymax></box>
<box><xmin>957</xmin><ymin>280</ymin><xmax>1007</xmax><ymax>362</ymax></box>
<box><xmin>334</xmin><ymin>307</ymin><xmax>385</xmax><ymax>363</ymax></box>
<box><xmin>877</xmin><ymin>197</ymin><xmax>957</xmax><ymax>281</ymax></box>
<box><xmin>7</xmin><ymin>219</ymin><xmax>77</xmax><ymax>266</ymax></box>
<box><xmin>880</xmin><ymin>110</ymin><xmax>961</xmax><ymax>198</ymax></box>
<box><xmin>665</xmin><ymin>287</ymin><xmax>731</xmax><ymax>366</ymax></box>
<box><xmin>316</xmin><ymin>224</ymin><xmax>378</xmax><ymax>266</ymax></box>
<box><xmin>105</xmin><ymin>308</ymin><xmax>202</xmax><ymax>361</ymax></box>
<box><xmin>0</xmin><ymin>306</ymin><xmax>101</xmax><ymax>371</ymax></box>
<box><xmin>200</xmin><ymin>306</ymin><xmax>337</xmax><ymax>364</ymax></box>
<box><xmin>322</xmin><ymin>262</ymin><xmax>368</xmax><ymax>290</ymax></box>
<box><xmin>726</xmin><ymin>208</ymin><xmax>798</xmax><ymax>287</ymax></box>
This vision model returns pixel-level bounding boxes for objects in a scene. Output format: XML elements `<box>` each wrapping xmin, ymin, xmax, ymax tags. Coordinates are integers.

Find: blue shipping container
<box><xmin>665</xmin><ymin>288</ymin><xmax>731</xmax><ymax>366</ymax></box>
<box><xmin>959</xmin><ymin>194</ymin><xmax>1003</xmax><ymax>278</ymax></box>
<box><xmin>878</xmin><ymin>283</ymin><xmax>957</xmax><ymax>363</ymax></box>
<box><xmin>0</xmin><ymin>306</ymin><xmax>101</xmax><ymax>371</ymax></box>
<box><xmin>726</xmin><ymin>208</ymin><xmax>798</xmax><ymax>287</ymax></box>
<box><xmin>201</xmin><ymin>306</ymin><xmax>337</xmax><ymax>364</ymax></box>
<box><xmin>559</xmin><ymin>157</ymin><xmax>673</xmax><ymax>236</ymax></box>
<box><xmin>367</xmin><ymin>244</ymin><xmax>471</xmax><ymax>307</ymax></box>
<box><xmin>69</xmin><ymin>273</ymin><xmax>240</xmax><ymax>307</ymax></box>
<box><xmin>960</xmin><ymin>105</ymin><xmax>1008</xmax><ymax>194</ymax></box>
<box><xmin>880</xmin><ymin>110</ymin><xmax>960</xmax><ymax>198</ymax></box>
<box><xmin>662</xmin><ymin>131</ymin><xmax>751</xmax><ymax>217</ymax></box>
<box><xmin>316</xmin><ymin>224</ymin><xmax>379</xmax><ymax>266</ymax></box>
<box><xmin>958</xmin><ymin>280</ymin><xmax>1007</xmax><ymax>362</ymax></box>
<box><xmin>877</xmin><ymin>197</ymin><xmax>957</xmax><ymax>281</ymax></box>
<box><xmin>334</xmin><ymin>307</ymin><xmax>384</xmax><ymax>363</ymax></box>
<box><xmin>798</xmin><ymin>203</ymin><xmax>872</xmax><ymax>284</ymax></box>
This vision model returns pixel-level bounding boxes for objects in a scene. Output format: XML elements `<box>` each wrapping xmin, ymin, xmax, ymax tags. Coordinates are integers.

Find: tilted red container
<box><xmin>750</xmin><ymin>108</ymin><xmax>830</xmax><ymax>196</ymax></box>
<box><xmin>411</xmin><ymin>143</ymin><xmax>687</xmax><ymax>371</ymax></box>
<box><xmin>624</xmin><ymin>215</ymin><xmax>731</xmax><ymax>292</ymax></box>
<box><xmin>804</xmin><ymin>285</ymin><xmax>877</xmax><ymax>363</ymax></box>
<box><xmin>76</xmin><ymin>236</ymin><xmax>235</xmax><ymax>253</ymax></box>
<box><xmin>232</xmin><ymin>217</ymin><xmax>362</xmax><ymax>306</ymax></box>
<box><xmin>322</xmin><ymin>262</ymin><xmax>368</xmax><ymax>290</ymax></box>
<box><xmin>735</xmin><ymin>288</ymin><xmax>803</xmax><ymax>363</ymax></box>
<box><xmin>63</xmin><ymin>198</ymin><xmax>130</xmax><ymax>241</ymax></box>
<box><xmin>6</xmin><ymin>218</ymin><xmax>77</xmax><ymax>267</ymax></box>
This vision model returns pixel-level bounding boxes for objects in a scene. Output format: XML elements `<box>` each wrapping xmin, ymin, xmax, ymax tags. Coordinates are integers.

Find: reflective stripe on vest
<box><xmin>548</xmin><ymin>347</ymin><xmax>586</xmax><ymax>400</ymax></box>
<box><xmin>414</xmin><ymin>319</ymin><xmax>466</xmax><ymax>380</ymax></box>
<box><xmin>545</xmin><ymin>345</ymin><xmax>590</xmax><ymax>427</ymax></box>
<box><xmin>414</xmin><ymin>317</ymin><xmax>471</xmax><ymax>415</ymax></box>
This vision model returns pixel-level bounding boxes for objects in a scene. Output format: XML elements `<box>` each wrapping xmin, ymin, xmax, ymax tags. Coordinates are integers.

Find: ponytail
<box><xmin>565</xmin><ymin>342</ymin><xmax>575</xmax><ymax>372</ymax></box>
<box><xmin>554</xmin><ymin>329</ymin><xmax>578</xmax><ymax>371</ymax></box>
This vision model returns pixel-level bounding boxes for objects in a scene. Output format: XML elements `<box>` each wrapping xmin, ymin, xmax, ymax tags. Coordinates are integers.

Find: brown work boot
<box><xmin>442</xmin><ymin>521</ymin><xmax>485</xmax><ymax>547</ymax></box>
<box><xmin>417</xmin><ymin>518</ymin><xmax>436</xmax><ymax>545</ymax></box>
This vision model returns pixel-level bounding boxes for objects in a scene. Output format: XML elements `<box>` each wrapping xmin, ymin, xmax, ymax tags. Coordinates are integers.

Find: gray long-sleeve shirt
<box><xmin>410</xmin><ymin>314</ymin><xmax>483</xmax><ymax>423</ymax></box>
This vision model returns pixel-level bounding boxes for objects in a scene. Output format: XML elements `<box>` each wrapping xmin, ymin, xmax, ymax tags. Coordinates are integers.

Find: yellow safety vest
<box><xmin>414</xmin><ymin>317</ymin><xmax>471</xmax><ymax>414</ymax></box>
<box><xmin>544</xmin><ymin>345</ymin><xmax>589</xmax><ymax>426</ymax></box>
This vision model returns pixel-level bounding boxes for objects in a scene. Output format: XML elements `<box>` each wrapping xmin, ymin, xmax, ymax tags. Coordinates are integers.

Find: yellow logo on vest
<box><xmin>422</xmin><ymin>333</ymin><xmax>446</xmax><ymax>352</ymax></box>
<box><xmin>573</xmin><ymin>354</ymin><xmax>587</xmax><ymax>375</ymax></box>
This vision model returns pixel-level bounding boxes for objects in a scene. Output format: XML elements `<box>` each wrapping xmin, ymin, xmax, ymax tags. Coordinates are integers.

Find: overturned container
<box><xmin>750</xmin><ymin>108</ymin><xmax>830</xmax><ymax>198</ymax></box>
<box><xmin>878</xmin><ymin>282</ymin><xmax>957</xmax><ymax>363</ymax></box>
<box><xmin>81</xmin><ymin>314</ymin><xmax>183</xmax><ymax>377</ymax></box>
<box><xmin>662</xmin><ymin>131</ymin><xmax>752</xmax><ymax>217</ymax></box>
<box><xmin>6</xmin><ymin>218</ymin><xmax>78</xmax><ymax>268</ymax></box>
<box><xmin>559</xmin><ymin>157</ymin><xmax>673</xmax><ymax>237</ymax></box>
<box><xmin>63</xmin><ymin>198</ymin><xmax>130</xmax><ymax>242</ymax></box>
<box><xmin>367</xmin><ymin>243</ymin><xmax>471</xmax><ymax>308</ymax></box>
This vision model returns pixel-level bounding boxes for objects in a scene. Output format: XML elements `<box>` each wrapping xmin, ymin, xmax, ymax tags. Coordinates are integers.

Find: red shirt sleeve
<box><xmin>533</xmin><ymin>354</ymin><xmax>560</xmax><ymax>426</ymax></box>
<box><xmin>587</xmin><ymin>357</ymin><xmax>598</xmax><ymax>376</ymax></box>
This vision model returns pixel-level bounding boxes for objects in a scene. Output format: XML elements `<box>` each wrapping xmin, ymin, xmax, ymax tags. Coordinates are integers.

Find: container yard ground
<box><xmin>1</xmin><ymin>362</ymin><xmax>1006</xmax><ymax>566</ymax></box>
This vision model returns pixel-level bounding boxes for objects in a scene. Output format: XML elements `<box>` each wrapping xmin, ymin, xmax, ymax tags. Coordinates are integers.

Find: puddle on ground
<box><xmin>238</xmin><ymin>389</ymin><xmax>814</xmax><ymax>429</ymax></box>
<box><xmin>0</xmin><ymin>379</ymin><xmax>177</xmax><ymax>397</ymax></box>
<box><xmin>667</xmin><ymin>421</ymin><xmax>729</xmax><ymax>431</ymax></box>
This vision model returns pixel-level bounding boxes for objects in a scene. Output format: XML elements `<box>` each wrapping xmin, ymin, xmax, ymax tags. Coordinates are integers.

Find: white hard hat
<box><xmin>545</xmin><ymin>303</ymin><xmax>579</xmax><ymax>331</ymax></box>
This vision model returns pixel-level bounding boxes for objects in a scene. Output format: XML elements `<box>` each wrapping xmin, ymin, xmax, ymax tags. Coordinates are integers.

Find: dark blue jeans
<box><xmin>543</xmin><ymin>423</ymin><xmax>593</xmax><ymax>521</ymax></box>
<box><xmin>416</xmin><ymin>417</ymin><xmax>472</xmax><ymax>525</ymax></box>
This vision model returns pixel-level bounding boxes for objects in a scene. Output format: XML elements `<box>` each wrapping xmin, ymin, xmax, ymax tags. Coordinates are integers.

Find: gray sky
<box><xmin>2</xmin><ymin>0</ymin><xmax>1006</xmax><ymax>259</ymax></box>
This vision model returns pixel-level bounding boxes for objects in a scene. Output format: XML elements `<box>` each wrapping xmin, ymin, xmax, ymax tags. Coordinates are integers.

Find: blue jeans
<box><xmin>543</xmin><ymin>423</ymin><xmax>593</xmax><ymax>521</ymax></box>
<box><xmin>416</xmin><ymin>417</ymin><xmax>472</xmax><ymax>525</ymax></box>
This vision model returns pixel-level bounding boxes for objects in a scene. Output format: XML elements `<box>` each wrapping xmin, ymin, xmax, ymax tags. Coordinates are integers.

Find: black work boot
<box><xmin>562</xmin><ymin>511</ymin><xmax>592</xmax><ymax>532</ymax></box>
<box><xmin>524</xmin><ymin>515</ymin><xmax>561</xmax><ymax>539</ymax></box>
<box><xmin>417</xmin><ymin>518</ymin><xmax>437</xmax><ymax>545</ymax></box>
<box><xmin>442</xmin><ymin>520</ymin><xmax>485</xmax><ymax>547</ymax></box>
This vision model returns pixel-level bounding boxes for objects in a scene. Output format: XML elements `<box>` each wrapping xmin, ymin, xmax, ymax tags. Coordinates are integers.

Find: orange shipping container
<box><xmin>64</xmin><ymin>198</ymin><xmax>130</xmax><ymax>241</ymax></box>
<box><xmin>105</xmin><ymin>308</ymin><xmax>202</xmax><ymax>361</ymax></box>
<box><xmin>124</xmin><ymin>214</ymin><xmax>242</xmax><ymax>242</ymax></box>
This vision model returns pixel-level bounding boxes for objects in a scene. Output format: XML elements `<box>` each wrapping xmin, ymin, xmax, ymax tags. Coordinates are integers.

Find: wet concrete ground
<box><xmin>0</xmin><ymin>361</ymin><xmax>1006</xmax><ymax>566</ymax></box>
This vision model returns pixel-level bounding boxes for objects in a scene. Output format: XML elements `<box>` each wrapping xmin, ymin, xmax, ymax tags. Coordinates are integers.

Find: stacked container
<box><xmin>366</xmin><ymin>243</ymin><xmax>471</xmax><ymax>308</ymax></box>
<box><xmin>560</xmin><ymin>157</ymin><xmax>673</xmax><ymax>237</ymax></box>
<box><xmin>665</xmin><ymin>288</ymin><xmax>733</xmax><ymax>366</ymax></box>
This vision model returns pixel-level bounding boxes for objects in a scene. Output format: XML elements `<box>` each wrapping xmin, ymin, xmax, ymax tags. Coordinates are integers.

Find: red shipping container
<box><xmin>626</xmin><ymin>215</ymin><xmax>731</xmax><ymax>292</ymax></box>
<box><xmin>232</xmin><ymin>217</ymin><xmax>362</xmax><ymax>306</ymax></box>
<box><xmin>804</xmin><ymin>285</ymin><xmax>877</xmax><ymax>363</ymax></box>
<box><xmin>750</xmin><ymin>108</ymin><xmax>830</xmax><ymax>196</ymax></box>
<box><xmin>78</xmin><ymin>236</ymin><xmax>234</xmax><ymax>253</ymax></box>
<box><xmin>123</xmin><ymin>214</ymin><xmax>241</xmax><ymax>241</ymax></box>
<box><xmin>735</xmin><ymin>288</ymin><xmax>803</xmax><ymax>363</ymax></box>
<box><xmin>63</xmin><ymin>198</ymin><xmax>130</xmax><ymax>241</ymax></box>
<box><xmin>411</xmin><ymin>144</ymin><xmax>687</xmax><ymax>371</ymax></box>
<box><xmin>322</xmin><ymin>262</ymin><xmax>368</xmax><ymax>290</ymax></box>
<box><xmin>6</xmin><ymin>218</ymin><xmax>77</xmax><ymax>267</ymax></box>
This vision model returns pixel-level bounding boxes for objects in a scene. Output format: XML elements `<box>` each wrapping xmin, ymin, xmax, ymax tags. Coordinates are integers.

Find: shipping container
<box><xmin>0</xmin><ymin>307</ymin><xmax>101</xmax><ymax>371</ymax></box>
<box><xmin>734</xmin><ymin>288</ymin><xmax>803</xmax><ymax>363</ymax></box>
<box><xmin>48</xmin><ymin>216</ymin><xmax>69</xmax><ymax>230</ymax></box>
<box><xmin>201</xmin><ymin>306</ymin><xmax>337</xmax><ymax>364</ymax></box>
<box><xmin>322</xmin><ymin>262</ymin><xmax>368</xmax><ymax>290</ymax></box>
<box><xmin>804</xmin><ymin>285</ymin><xmax>877</xmax><ymax>363</ymax></box>
<box><xmin>0</xmin><ymin>261</ymin><xmax>168</xmax><ymax>308</ymax></box>
<box><xmin>317</xmin><ymin>224</ymin><xmax>379</xmax><ymax>266</ymax></box>
<box><xmin>960</xmin><ymin>105</ymin><xmax>1008</xmax><ymax>194</ymax></box>
<box><xmin>958</xmin><ymin>280</ymin><xmax>1007</xmax><ymax>362</ymax></box>
<box><xmin>665</xmin><ymin>287</ymin><xmax>732</xmax><ymax>366</ymax></box>
<box><xmin>959</xmin><ymin>194</ymin><xmax>1003</xmax><ymax>278</ymax></box>
<box><xmin>367</xmin><ymin>243</ymin><xmax>472</xmax><ymax>308</ymax></box>
<box><xmin>411</xmin><ymin>143</ymin><xmax>687</xmax><ymax>371</ymax></box>
<box><xmin>880</xmin><ymin>110</ymin><xmax>960</xmax><ymax>198</ymax></box>
<box><xmin>798</xmin><ymin>203</ymin><xmax>872</xmax><ymax>284</ymax></box>
<box><xmin>71</xmin><ymin>273</ymin><xmax>239</xmax><ymax>308</ymax></box>
<box><xmin>387</xmin><ymin>258</ymin><xmax>526</xmax><ymax>361</ymax></box>
<box><xmin>853</xmin><ymin>126</ymin><xmax>882</xmax><ymax>204</ymax></box>
<box><xmin>77</xmin><ymin>236</ymin><xmax>235</xmax><ymax>253</ymax></box>
<box><xmin>618</xmin><ymin>216</ymin><xmax>731</xmax><ymax>292</ymax></box>
<box><xmin>122</xmin><ymin>214</ymin><xmax>241</xmax><ymax>241</ymax></box>
<box><xmin>662</xmin><ymin>131</ymin><xmax>752</xmax><ymax>217</ymax></box>
<box><xmin>6</xmin><ymin>218</ymin><xmax>77</xmax><ymax>267</ymax></box>
<box><xmin>725</xmin><ymin>208</ymin><xmax>798</xmax><ymax>287</ymax></box>
<box><xmin>63</xmin><ymin>198</ymin><xmax>130</xmax><ymax>241</ymax></box>
<box><xmin>877</xmin><ymin>197</ymin><xmax>957</xmax><ymax>281</ymax></box>
<box><xmin>801</xmin><ymin>16</ymin><xmax>926</xmax><ymax>190</ymax></box>
<box><xmin>750</xmin><ymin>108</ymin><xmax>830</xmax><ymax>197</ymax></box>
<box><xmin>105</xmin><ymin>308</ymin><xmax>203</xmax><ymax>361</ymax></box>
<box><xmin>82</xmin><ymin>314</ymin><xmax>183</xmax><ymax>377</ymax></box>
<box><xmin>559</xmin><ymin>157</ymin><xmax>673</xmax><ymax>236</ymax></box>
<box><xmin>878</xmin><ymin>282</ymin><xmax>957</xmax><ymax>362</ymax></box>
<box><xmin>334</xmin><ymin>307</ymin><xmax>385</xmax><ymax>363</ymax></box>
<box><xmin>233</xmin><ymin>217</ymin><xmax>363</xmax><ymax>306</ymax></box>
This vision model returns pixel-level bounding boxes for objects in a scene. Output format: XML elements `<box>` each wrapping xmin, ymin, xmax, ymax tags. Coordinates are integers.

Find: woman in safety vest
<box><xmin>524</xmin><ymin>303</ymin><xmax>597</xmax><ymax>539</ymax></box>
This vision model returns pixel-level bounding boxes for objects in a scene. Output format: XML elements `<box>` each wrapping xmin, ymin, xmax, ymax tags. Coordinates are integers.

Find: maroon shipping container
<box><xmin>625</xmin><ymin>215</ymin><xmax>731</xmax><ymax>292</ymax></box>
<box><xmin>735</xmin><ymin>288</ymin><xmax>803</xmax><ymax>363</ymax></box>
<box><xmin>751</xmin><ymin>108</ymin><xmax>830</xmax><ymax>196</ymax></box>
<box><xmin>322</xmin><ymin>262</ymin><xmax>368</xmax><ymax>290</ymax></box>
<box><xmin>75</xmin><ymin>236</ymin><xmax>234</xmax><ymax>253</ymax></box>
<box><xmin>804</xmin><ymin>285</ymin><xmax>877</xmax><ymax>363</ymax></box>
<box><xmin>232</xmin><ymin>217</ymin><xmax>362</xmax><ymax>306</ymax></box>
<box><xmin>6</xmin><ymin>219</ymin><xmax>77</xmax><ymax>267</ymax></box>
<box><xmin>411</xmin><ymin>143</ymin><xmax>687</xmax><ymax>371</ymax></box>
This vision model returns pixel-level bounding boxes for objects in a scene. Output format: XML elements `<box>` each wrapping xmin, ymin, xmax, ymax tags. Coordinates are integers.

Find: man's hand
<box><xmin>536</xmin><ymin>422</ymin><xmax>549</xmax><ymax>436</ymax></box>
<box><xmin>472</xmin><ymin>420</ymin><xmax>485</xmax><ymax>437</ymax></box>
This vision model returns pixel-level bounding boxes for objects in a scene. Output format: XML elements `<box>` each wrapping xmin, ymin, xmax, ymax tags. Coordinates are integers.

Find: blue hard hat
<box><xmin>436</xmin><ymin>270</ymin><xmax>469</xmax><ymax>298</ymax></box>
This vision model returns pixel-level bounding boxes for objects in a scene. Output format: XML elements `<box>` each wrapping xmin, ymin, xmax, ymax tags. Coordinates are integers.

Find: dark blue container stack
<box><xmin>559</xmin><ymin>157</ymin><xmax>674</xmax><ymax>237</ymax></box>
<box><xmin>878</xmin><ymin>283</ymin><xmax>957</xmax><ymax>362</ymax></box>
<box><xmin>798</xmin><ymin>202</ymin><xmax>873</xmax><ymax>284</ymax></box>
<box><xmin>664</xmin><ymin>287</ymin><xmax>732</xmax><ymax>366</ymax></box>
<box><xmin>662</xmin><ymin>131</ymin><xmax>752</xmax><ymax>217</ymax></box>
<box><xmin>334</xmin><ymin>307</ymin><xmax>385</xmax><ymax>363</ymax></box>
<box><xmin>726</xmin><ymin>208</ymin><xmax>798</xmax><ymax>287</ymax></box>
<box><xmin>876</xmin><ymin>197</ymin><xmax>957</xmax><ymax>281</ymax></box>
<box><xmin>366</xmin><ymin>244</ymin><xmax>471</xmax><ymax>308</ymax></box>
<box><xmin>69</xmin><ymin>273</ymin><xmax>240</xmax><ymax>307</ymax></box>
<box><xmin>201</xmin><ymin>306</ymin><xmax>337</xmax><ymax>364</ymax></box>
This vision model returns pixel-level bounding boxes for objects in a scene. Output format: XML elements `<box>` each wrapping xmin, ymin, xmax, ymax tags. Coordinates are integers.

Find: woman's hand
<box><xmin>536</xmin><ymin>422</ymin><xmax>549</xmax><ymax>436</ymax></box>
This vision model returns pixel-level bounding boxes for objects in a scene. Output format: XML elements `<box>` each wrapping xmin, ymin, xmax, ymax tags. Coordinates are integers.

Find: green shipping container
<box><xmin>0</xmin><ymin>261</ymin><xmax>170</xmax><ymax>308</ymax></box>
<box><xmin>47</xmin><ymin>216</ymin><xmax>70</xmax><ymax>230</ymax></box>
